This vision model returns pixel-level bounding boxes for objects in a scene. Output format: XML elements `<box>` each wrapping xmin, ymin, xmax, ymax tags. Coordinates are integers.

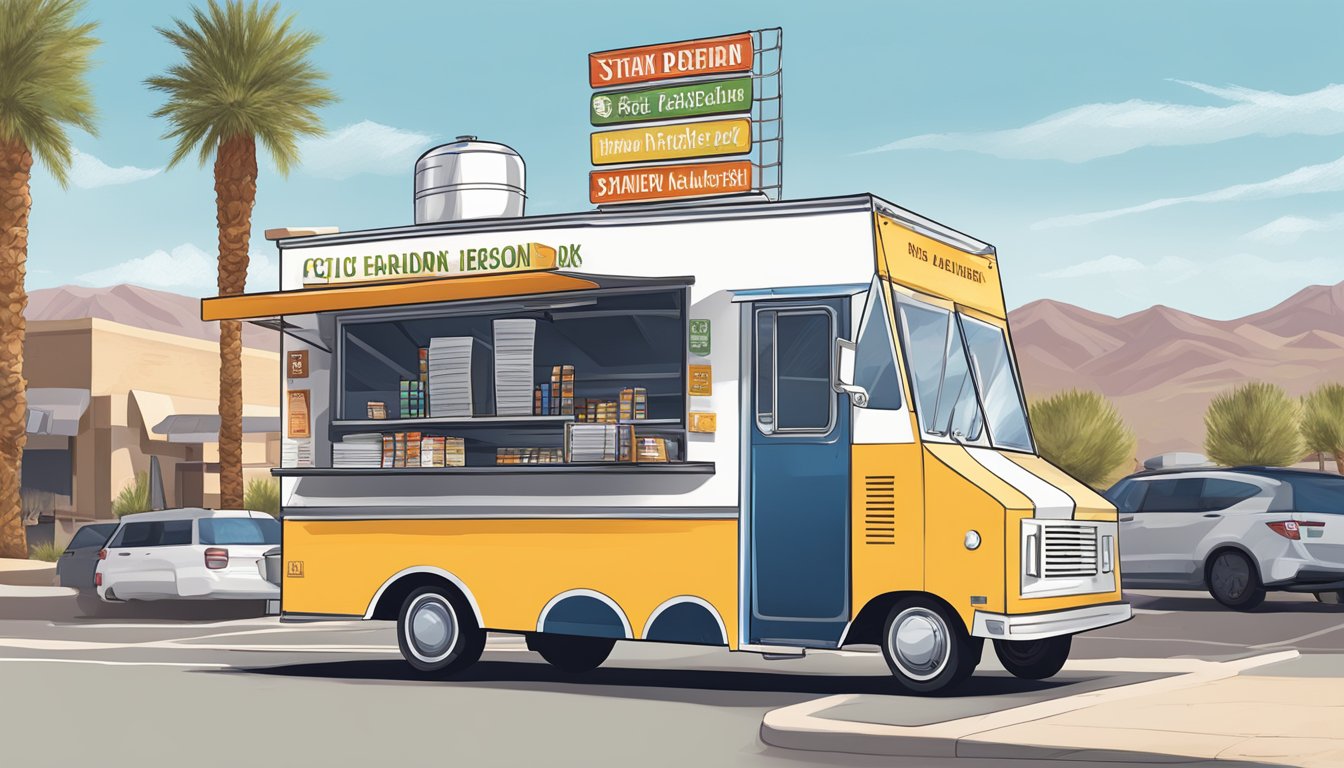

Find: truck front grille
<box><xmin>1041</xmin><ymin>524</ymin><xmax>1099</xmax><ymax>577</ymax></box>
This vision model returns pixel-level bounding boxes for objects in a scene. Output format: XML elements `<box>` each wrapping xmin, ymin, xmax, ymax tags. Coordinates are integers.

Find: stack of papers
<box><xmin>428</xmin><ymin>337</ymin><xmax>476</xmax><ymax>418</ymax></box>
<box><xmin>332</xmin><ymin>433</ymin><xmax>383</xmax><ymax>468</ymax></box>
<box><xmin>493</xmin><ymin>319</ymin><xmax>536</xmax><ymax>416</ymax></box>
<box><xmin>567</xmin><ymin>424</ymin><xmax>615</xmax><ymax>463</ymax></box>
<box><xmin>281</xmin><ymin>439</ymin><xmax>313</xmax><ymax>468</ymax></box>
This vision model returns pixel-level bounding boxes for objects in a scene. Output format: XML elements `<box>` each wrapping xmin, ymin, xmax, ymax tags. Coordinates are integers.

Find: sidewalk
<box><xmin>0</xmin><ymin>557</ymin><xmax>55</xmax><ymax>587</ymax></box>
<box><xmin>762</xmin><ymin>651</ymin><xmax>1344</xmax><ymax>767</ymax></box>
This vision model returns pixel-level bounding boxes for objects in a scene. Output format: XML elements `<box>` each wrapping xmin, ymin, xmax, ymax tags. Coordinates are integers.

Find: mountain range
<box><xmin>23</xmin><ymin>280</ymin><xmax>1344</xmax><ymax>462</ymax></box>
<box><xmin>1009</xmin><ymin>280</ymin><xmax>1344</xmax><ymax>462</ymax></box>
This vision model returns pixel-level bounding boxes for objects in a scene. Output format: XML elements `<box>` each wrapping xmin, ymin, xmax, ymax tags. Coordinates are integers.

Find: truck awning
<box><xmin>202</xmin><ymin>271</ymin><xmax>603</xmax><ymax>321</ymax></box>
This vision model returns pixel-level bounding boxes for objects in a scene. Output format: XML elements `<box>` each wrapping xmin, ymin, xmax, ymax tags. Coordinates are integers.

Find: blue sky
<box><xmin>25</xmin><ymin>0</ymin><xmax>1344</xmax><ymax>319</ymax></box>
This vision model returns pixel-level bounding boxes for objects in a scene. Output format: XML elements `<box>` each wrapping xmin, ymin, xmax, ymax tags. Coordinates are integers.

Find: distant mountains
<box><xmin>26</xmin><ymin>284</ymin><xmax>277</xmax><ymax>350</ymax></box>
<box><xmin>1010</xmin><ymin>281</ymin><xmax>1344</xmax><ymax>462</ymax></box>
<box><xmin>25</xmin><ymin>281</ymin><xmax>1344</xmax><ymax>461</ymax></box>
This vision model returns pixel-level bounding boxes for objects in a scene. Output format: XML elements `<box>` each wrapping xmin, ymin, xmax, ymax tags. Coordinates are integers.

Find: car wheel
<box><xmin>994</xmin><ymin>635</ymin><xmax>1072</xmax><ymax>680</ymax></box>
<box><xmin>396</xmin><ymin>586</ymin><xmax>485</xmax><ymax>676</ymax></box>
<box><xmin>1314</xmin><ymin>590</ymin><xmax>1344</xmax><ymax>606</ymax></box>
<box><xmin>526</xmin><ymin>633</ymin><xmax>616</xmax><ymax>673</ymax></box>
<box><xmin>880</xmin><ymin>597</ymin><xmax>981</xmax><ymax>695</ymax></box>
<box><xmin>1206</xmin><ymin>550</ymin><xmax>1266</xmax><ymax>610</ymax></box>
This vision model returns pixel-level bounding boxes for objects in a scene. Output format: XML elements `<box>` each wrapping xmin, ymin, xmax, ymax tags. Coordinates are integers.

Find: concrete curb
<box><xmin>760</xmin><ymin>650</ymin><xmax>1299</xmax><ymax>759</ymax></box>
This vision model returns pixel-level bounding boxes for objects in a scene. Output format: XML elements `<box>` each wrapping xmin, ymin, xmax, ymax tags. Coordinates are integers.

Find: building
<box><xmin>20</xmin><ymin>285</ymin><xmax>280</xmax><ymax>545</ymax></box>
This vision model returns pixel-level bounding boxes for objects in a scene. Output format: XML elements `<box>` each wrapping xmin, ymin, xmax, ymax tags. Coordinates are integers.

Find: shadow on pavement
<box><xmin>0</xmin><ymin>594</ymin><xmax>267</xmax><ymax>623</ymax></box>
<box><xmin>1130</xmin><ymin>595</ymin><xmax>1343</xmax><ymax>614</ymax></box>
<box><xmin>224</xmin><ymin>657</ymin><xmax>1092</xmax><ymax>706</ymax></box>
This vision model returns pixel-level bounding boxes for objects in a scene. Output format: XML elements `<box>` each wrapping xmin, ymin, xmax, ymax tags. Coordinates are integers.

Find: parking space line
<box><xmin>1083</xmin><ymin>635</ymin><xmax>1251</xmax><ymax>648</ymax></box>
<box><xmin>0</xmin><ymin>657</ymin><xmax>230</xmax><ymax>668</ymax></box>
<box><xmin>1249</xmin><ymin>621</ymin><xmax>1344</xmax><ymax>650</ymax></box>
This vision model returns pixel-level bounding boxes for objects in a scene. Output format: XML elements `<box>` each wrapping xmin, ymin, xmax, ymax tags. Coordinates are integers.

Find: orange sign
<box><xmin>589</xmin><ymin>33</ymin><xmax>753</xmax><ymax>88</ymax></box>
<box><xmin>590</xmin><ymin>160</ymin><xmax>752</xmax><ymax>204</ymax></box>
<box><xmin>688</xmin><ymin>365</ymin><xmax>713</xmax><ymax>396</ymax></box>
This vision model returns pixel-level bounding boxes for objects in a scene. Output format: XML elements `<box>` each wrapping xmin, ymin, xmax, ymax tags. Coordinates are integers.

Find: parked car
<box><xmin>95</xmin><ymin>508</ymin><xmax>280</xmax><ymax>604</ymax></box>
<box><xmin>56</xmin><ymin>523</ymin><xmax>119</xmax><ymax>614</ymax></box>
<box><xmin>1105</xmin><ymin>467</ymin><xmax>1344</xmax><ymax>610</ymax></box>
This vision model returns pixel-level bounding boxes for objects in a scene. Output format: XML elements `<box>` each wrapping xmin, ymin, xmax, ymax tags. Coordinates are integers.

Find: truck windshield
<box><xmin>894</xmin><ymin>293</ymin><xmax>1033</xmax><ymax>452</ymax></box>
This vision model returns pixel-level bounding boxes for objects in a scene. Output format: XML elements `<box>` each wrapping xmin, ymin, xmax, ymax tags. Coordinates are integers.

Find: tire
<box><xmin>1206</xmin><ymin>550</ymin><xmax>1266</xmax><ymax>611</ymax></box>
<box><xmin>880</xmin><ymin>597</ymin><xmax>981</xmax><ymax>695</ymax></box>
<box><xmin>526</xmin><ymin>633</ymin><xmax>615</xmax><ymax>673</ymax></box>
<box><xmin>396</xmin><ymin>586</ymin><xmax>485</xmax><ymax>677</ymax></box>
<box><xmin>994</xmin><ymin>635</ymin><xmax>1072</xmax><ymax>680</ymax></box>
<box><xmin>1314</xmin><ymin>590</ymin><xmax>1344</xmax><ymax>606</ymax></box>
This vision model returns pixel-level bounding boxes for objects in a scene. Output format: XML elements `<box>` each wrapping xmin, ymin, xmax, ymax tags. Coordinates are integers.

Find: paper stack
<box><xmin>428</xmin><ymin>337</ymin><xmax>476</xmax><ymax>418</ymax></box>
<box><xmin>493</xmin><ymin>319</ymin><xmax>536</xmax><ymax>416</ymax></box>
<box><xmin>332</xmin><ymin>433</ymin><xmax>383</xmax><ymax>468</ymax></box>
<box><xmin>281</xmin><ymin>439</ymin><xmax>314</xmax><ymax>468</ymax></box>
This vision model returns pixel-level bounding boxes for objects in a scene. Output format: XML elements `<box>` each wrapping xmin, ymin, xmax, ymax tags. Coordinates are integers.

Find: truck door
<box><xmin>747</xmin><ymin>298</ymin><xmax>851</xmax><ymax>646</ymax></box>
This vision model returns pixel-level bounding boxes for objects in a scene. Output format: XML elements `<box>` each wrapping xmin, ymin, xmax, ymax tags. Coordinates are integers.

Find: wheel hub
<box><xmin>889</xmin><ymin>607</ymin><xmax>950</xmax><ymax>681</ymax></box>
<box><xmin>408</xmin><ymin>598</ymin><xmax>457</xmax><ymax>661</ymax></box>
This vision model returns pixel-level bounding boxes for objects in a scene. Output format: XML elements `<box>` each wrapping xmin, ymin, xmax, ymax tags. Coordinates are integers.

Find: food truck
<box><xmin>203</xmin><ymin>141</ymin><xmax>1130</xmax><ymax>693</ymax></box>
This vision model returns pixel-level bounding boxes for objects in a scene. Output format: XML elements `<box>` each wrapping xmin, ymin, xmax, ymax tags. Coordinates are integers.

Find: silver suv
<box><xmin>1105</xmin><ymin>467</ymin><xmax>1344</xmax><ymax>610</ymax></box>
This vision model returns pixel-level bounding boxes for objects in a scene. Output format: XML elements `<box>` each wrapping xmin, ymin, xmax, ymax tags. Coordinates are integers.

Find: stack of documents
<box><xmin>281</xmin><ymin>439</ymin><xmax>313</xmax><ymax>468</ymax></box>
<box><xmin>428</xmin><ymin>337</ymin><xmax>476</xmax><ymax>418</ymax></box>
<box><xmin>566</xmin><ymin>423</ymin><xmax>622</xmax><ymax>463</ymax></box>
<box><xmin>493</xmin><ymin>319</ymin><xmax>536</xmax><ymax>416</ymax></box>
<box><xmin>332</xmin><ymin>433</ymin><xmax>383</xmax><ymax>468</ymax></box>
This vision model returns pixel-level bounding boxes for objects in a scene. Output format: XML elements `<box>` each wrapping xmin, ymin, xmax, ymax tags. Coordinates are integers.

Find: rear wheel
<box><xmin>880</xmin><ymin>597</ymin><xmax>981</xmax><ymax>695</ymax></box>
<box><xmin>397</xmin><ymin>586</ymin><xmax>485</xmax><ymax>677</ymax></box>
<box><xmin>994</xmin><ymin>635</ymin><xmax>1072</xmax><ymax>680</ymax></box>
<box><xmin>526</xmin><ymin>633</ymin><xmax>615</xmax><ymax>673</ymax></box>
<box><xmin>1207</xmin><ymin>550</ymin><xmax>1265</xmax><ymax>610</ymax></box>
<box><xmin>1314</xmin><ymin>590</ymin><xmax>1344</xmax><ymax>606</ymax></box>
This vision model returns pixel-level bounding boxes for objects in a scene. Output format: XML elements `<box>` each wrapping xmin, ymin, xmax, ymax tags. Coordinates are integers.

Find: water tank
<box><xmin>414</xmin><ymin>136</ymin><xmax>525</xmax><ymax>224</ymax></box>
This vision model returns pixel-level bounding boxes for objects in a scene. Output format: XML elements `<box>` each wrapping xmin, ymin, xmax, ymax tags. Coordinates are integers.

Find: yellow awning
<box><xmin>201</xmin><ymin>272</ymin><xmax>602</xmax><ymax>321</ymax></box>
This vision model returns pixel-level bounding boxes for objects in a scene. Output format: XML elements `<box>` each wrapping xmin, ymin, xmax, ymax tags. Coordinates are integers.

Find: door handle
<box><xmin>1202</xmin><ymin>513</ymin><xmax>1222</xmax><ymax>518</ymax></box>
<box><xmin>1119</xmin><ymin>516</ymin><xmax>1134</xmax><ymax>522</ymax></box>
<box><xmin>118</xmin><ymin>552</ymin><xmax>131</xmax><ymax>556</ymax></box>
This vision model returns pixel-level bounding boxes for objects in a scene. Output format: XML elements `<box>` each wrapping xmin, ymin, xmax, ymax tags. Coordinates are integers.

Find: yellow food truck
<box><xmin>205</xmin><ymin>176</ymin><xmax>1129</xmax><ymax>693</ymax></box>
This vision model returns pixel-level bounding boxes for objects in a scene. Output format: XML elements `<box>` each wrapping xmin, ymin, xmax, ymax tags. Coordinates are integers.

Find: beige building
<box><xmin>22</xmin><ymin>317</ymin><xmax>279</xmax><ymax>537</ymax></box>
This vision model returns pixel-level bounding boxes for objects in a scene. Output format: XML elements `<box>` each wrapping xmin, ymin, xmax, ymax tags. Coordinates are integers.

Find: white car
<box><xmin>95</xmin><ymin>508</ymin><xmax>281</xmax><ymax>603</ymax></box>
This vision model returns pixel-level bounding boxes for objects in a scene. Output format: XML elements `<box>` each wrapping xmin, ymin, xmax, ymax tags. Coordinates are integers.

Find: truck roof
<box><xmin>272</xmin><ymin>193</ymin><xmax>995</xmax><ymax>258</ymax></box>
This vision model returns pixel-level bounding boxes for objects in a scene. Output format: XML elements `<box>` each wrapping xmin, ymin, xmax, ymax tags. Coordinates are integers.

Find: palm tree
<box><xmin>1301</xmin><ymin>383</ymin><xmax>1344</xmax><ymax>473</ymax></box>
<box><xmin>146</xmin><ymin>0</ymin><xmax>334</xmax><ymax>508</ymax></box>
<box><xmin>1204</xmin><ymin>381</ymin><xmax>1303</xmax><ymax>467</ymax></box>
<box><xmin>0</xmin><ymin>0</ymin><xmax>98</xmax><ymax>558</ymax></box>
<box><xmin>1028</xmin><ymin>389</ymin><xmax>1135</xmax><ymax>489</ymax></box>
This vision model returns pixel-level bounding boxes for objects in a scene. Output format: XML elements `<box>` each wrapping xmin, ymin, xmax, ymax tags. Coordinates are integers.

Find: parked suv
<box><xmin>95</xmin><ymin>508</ymin><xmax>281</xmax><ymax>604</ymax></box>
<box><xmin>1105</xmin><ymin>467</ymin><xmax>1344</xmax><ymax>610</ymax></box>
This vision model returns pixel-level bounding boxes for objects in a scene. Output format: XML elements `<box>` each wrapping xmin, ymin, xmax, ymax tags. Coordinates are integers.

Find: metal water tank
<box><xmin>413</xmin><ymin>136</ymin><xmax>525</xmax><ymax>224</ymax></box>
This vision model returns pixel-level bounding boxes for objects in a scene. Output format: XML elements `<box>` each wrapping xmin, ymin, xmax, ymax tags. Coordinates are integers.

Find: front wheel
<box><xmin>880</xmin><ymin>598</ymin><xmax>981</xmax><ymax>695</ymax></box>
<box><xmin>1206</xmin><ymin>550</ymin><xmax>1265</xmax><ymax>611</ymax></box>
<box><xmin>994</xmin><ymin>635</ymin><xmax>1071</xmax><ymax>680</ymax></box>
<box><xmin>526</xmin><ymin>633</ymin><xmax>615</xmax><ymax>673</ymax></box>
<box><xmin>397</xmin><ymin>586</ymin><xmax>485</xmax><ymax>677</ymax></box>
<box><xmin>1314</xmin><ymin>590</ymin><xmax>1344</xmax><ymax>606</ymax></box>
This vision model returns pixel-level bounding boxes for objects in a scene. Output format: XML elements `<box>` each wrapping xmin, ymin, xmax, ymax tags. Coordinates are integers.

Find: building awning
<box><xmin>25</xmin><ymin>388</ymin><xmax>90</xmax><ymax>436</ymax></box>
<box><xmin>201</xmin><ymin>271</ymin><xmax>604</xmax><ymax>321</ymax></box>
<box><xmin>152</xmin><ymin>415</ymin><xmax>283</xmax><ymax>443</ymax></box>
<box><xmin>130</xmin><ymin>389</ymin><xmax>280</xmax><ymax>443</ymax></box>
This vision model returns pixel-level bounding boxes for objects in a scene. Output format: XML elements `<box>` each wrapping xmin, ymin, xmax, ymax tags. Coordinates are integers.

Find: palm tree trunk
<box><xmin>214</xmin><ymin>134</ymin><xmax>257</xmax><ymax>509</ymax></box>
<box><xmin>0</xmin><ymin>139</ymin><xmax>32</xmax><ymax>558</ymax></box>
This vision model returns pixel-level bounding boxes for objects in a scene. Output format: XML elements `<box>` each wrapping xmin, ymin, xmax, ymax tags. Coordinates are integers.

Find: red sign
<box><xmin>590</xmin><ymin>160</ymin><xmax>753</xmax><ymax>205</ymax></box>
<box><xmin>589</xmin><ymin>33</ymin><xmax>754</xmax><ymax>89</ymax></box>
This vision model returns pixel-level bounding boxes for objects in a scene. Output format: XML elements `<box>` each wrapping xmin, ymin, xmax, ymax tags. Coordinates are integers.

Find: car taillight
<box><xmin>94</xmin><ymin>572</ymin><xmax>102</xmax><ymax>586</ymax></box>
<box><xmin>204</xmin><ymin>547</ymin><xmax>229</xmax><ymax>570</ymax></box>
<box><xmin>98</xmin><ymin>549</ymin><xmax>107</xmax><ymax>560</ymax></box>
<box><xmin>1267</xmin><ymin>520</ymin><xmax>1325</xmax><ymax>540</ymax></box>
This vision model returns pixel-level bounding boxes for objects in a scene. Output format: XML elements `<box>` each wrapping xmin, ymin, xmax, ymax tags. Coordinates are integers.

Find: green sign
<box><xmin>591</xmin><ymin>77</ymin><xmax>752</xmax><ymax>126</ymax></box>
<box><xmin>689</xmin><ymin>319</ymin><xmax>711</xmax><ymax>356</ymax></box>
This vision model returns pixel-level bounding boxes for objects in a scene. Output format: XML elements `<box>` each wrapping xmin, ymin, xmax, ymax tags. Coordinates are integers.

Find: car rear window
<box><xmin>198</xmin><ymin>517</ymin><xmax>280</xmax><ymax>546</ymax></box>
<box><xmin>1277</xmin><ymin>474</ymin><xmax>1344</xmax><ymax>514</ymax></box>
<box><xmin>67</xmin><ymin>524</ymin><xmax>117</xmax><ymax>550</ymax></box>
<box><xmin>109</xmin><ymin>520</ymin><xmax>193</xmax><ymax>547</ymax></box>
<box><xmin>1200</xmin><ymin>479</ymin><xmax>1262</xmax><ymax>510</ymax></box>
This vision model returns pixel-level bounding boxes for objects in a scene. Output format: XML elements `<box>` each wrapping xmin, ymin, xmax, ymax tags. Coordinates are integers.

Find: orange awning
<box><xmin>201</xmin><ymin>272</ymin><xmax>601</xmax><ymax>321</ymax></box>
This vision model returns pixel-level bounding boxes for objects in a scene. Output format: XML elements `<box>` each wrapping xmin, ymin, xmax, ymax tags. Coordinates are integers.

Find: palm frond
<box><xmin>0</xmin><ymin>0</ymin><xmax>100</xmax><ymax>186</ymax></box>
<box><xmin>145</xmin><ymin>0</ymin><xmax>337</xmax><ymax>173</ymax></box>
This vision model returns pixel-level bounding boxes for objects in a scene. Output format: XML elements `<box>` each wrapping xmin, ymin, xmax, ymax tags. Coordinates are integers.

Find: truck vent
<box><xmin>1042</xmin><ymin>524</ymin><xmax>1099</xmax><ymax>577</ymax></box>
<box><xmin>864</xmin><ymin>475</ymin><xmax>896</xmax><ymax>545</ymax></box>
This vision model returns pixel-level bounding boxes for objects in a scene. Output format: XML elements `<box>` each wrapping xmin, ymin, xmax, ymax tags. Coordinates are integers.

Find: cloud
<box><xmin>69</xmin><ymin>149</ymin><xmax>161</xmax><ymax>188</ymax></box>
<box><xmin>297</xmin><ymin>120</ymin><xmax>432</xmax><ymax>179</ymax></box>
<box><xmin>863</xmin><ymin>81</ymin><xmax>1344</xmax><ymax>162</ymax></box>
<box><xmin>1244</xmin><ymin>212</ymin><xmax>1344</xmax><ymax>242</ymax></box>
<box><xmin>1040</xmin><ymin>254</ymin><xmax>1144</xmax><ymax>279</ymax></box>
<box><xmin>1033</xmin><ymin>154</ymin><xmax>1344</xmax><ymax>229</ymax></box>
<box><xmin>76</xmin><ymin>243</ymin><xmax>278</xmax><ymax>294</ymax></box>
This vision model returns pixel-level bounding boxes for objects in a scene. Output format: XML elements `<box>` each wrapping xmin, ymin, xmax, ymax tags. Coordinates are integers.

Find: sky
<box><xmin>24</xmin><ymin>0</ymin><xmax>1344</xmax><ymax>319</ymax></box>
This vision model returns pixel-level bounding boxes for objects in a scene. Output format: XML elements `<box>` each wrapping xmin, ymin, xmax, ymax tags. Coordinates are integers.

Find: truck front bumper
<box><xmin>971</xmin><ymin>601</ymin><xmax>1131</xmax><ymax>641</ymax></box>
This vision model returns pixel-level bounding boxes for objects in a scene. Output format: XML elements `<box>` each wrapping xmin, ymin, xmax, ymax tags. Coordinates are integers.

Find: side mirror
<box><xmin>833</xmin><ymin>338</ymin><xmax>869</xmax><ymax>407</ymax></box>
